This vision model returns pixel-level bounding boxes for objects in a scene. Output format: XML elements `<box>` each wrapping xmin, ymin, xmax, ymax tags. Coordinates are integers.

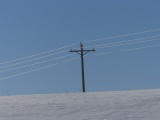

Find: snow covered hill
<box><xmin>0</xmin><ymin>89</ymin><xmax>160</xmax><ymax>120</ymax></box>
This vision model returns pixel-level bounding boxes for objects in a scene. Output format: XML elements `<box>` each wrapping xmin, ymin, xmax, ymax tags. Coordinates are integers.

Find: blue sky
<box><xmin>0</xmin><ymin>0</ymin><xmax>160</xmax><ymax>95</ymax></box>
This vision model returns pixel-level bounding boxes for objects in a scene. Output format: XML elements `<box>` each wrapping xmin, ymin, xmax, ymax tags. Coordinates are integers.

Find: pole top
<box><xmin>80</xmin><ymin>42</ymin><xmax>83</xmax><ymax>47</ymax></box>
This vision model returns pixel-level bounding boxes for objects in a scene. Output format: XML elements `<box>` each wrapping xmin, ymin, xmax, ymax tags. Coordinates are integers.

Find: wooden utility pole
<box><xmin>69</xmin><ymin>43</ymin><xmax>95</xmax><ymax>92</ymax></box>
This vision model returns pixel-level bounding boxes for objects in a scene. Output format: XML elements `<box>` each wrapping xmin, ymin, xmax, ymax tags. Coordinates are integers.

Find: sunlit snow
<box><xmin>0</xmin><ymin>89</ymin><xmax>160</xmax><ymax>120</ymax></box>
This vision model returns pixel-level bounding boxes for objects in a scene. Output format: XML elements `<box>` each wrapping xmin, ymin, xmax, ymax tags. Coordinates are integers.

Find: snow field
<box><xmin>0</xmin><ymin>89</ymin><xmax>160</xmax><ymax>120</ymax></box>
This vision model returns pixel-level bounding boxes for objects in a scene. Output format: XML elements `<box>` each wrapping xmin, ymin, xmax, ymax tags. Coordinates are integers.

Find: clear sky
<box><xmin>0</xmin><ymin>0</ymin><xmax>160</xmax><ymax>95</ymax></box>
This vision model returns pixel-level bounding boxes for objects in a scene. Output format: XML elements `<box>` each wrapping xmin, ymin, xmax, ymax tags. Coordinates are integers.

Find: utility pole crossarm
<box><xmin>69</xmin><ymin>48</ymin><xmax>95</xmax><ymax>55</ymax></box>
<box><xmin>69</xmin><ymin>49</ymin><xmax>81</xmax><ymax>52</ymax></box>
<box><xmin>69</xmin><ymin>43</ymin><xmax>95</xmax><ymax>93</ymax></box>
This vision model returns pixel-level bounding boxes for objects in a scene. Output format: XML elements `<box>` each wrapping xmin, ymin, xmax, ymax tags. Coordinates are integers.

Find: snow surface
<box><xmin>0</xmin><ymin>89</ymin><xmax>160</xmax><ymax>120</ymax></box>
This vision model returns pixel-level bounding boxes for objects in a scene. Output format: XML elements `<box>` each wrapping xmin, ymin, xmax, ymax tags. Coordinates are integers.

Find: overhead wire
<box><xmin>0</xmin><ymin>28</ymin><xmax>160</xmax><ymax>66</ymax></box>
<box><xmin>1</xmin><ymin>43</ymin><xmax>159</xmax><ymax>81</ymax></box>
<box><xmin>89</xmin><ymin>44</ymin><xmax>160</xmax><ymax>57</ymax></box>
<box><xmin>84</xmin><ymin>34</ymin><xmax>160</xmax><ymax>49</ymax></box>
<box><xmin>120</xmin><ymin>44</ymin><xmax>160</xmax><ymax>52</ymax></box>
<box><xmin>0</xmin><ymin>42</ymin><xmax>79</xmax><ymax>65</ymax></box>
<box><xmin>83</xmin><ymin>28</ymin><xmax>160</xmax><ymax>43</ymax></box>
<box><xmin>2</xmin><ymin>42</ymin><xmax>160</xmax><ymax>80</ymax></box>
<box><xmin>0</xmin><ymin>53</ymin><xmax>76</xmax><ymax>73</ymax></box>
<box><xmin>95</xmin><ymin>38</ymin><xmax>160</xmax><ymax>49</ymax></box>
<box><xmin>1</xmin><ymin>34</ymin><xmax>160</xmax><ymax>80</ymax></box>
<box><xmin>1</xmin><ymin>35</ymin><xmax>160</xmax><ymax>69</ymax></box>
<box><xmin>0</xmin><ymin>57</ymin><xmax>79</xmax><ymax>81</ymax></box>
<box><xmin>0</xmin><ymin>28</ymin><xmax>160</xmax><ymax>80</ymax></box>
<box><xmin>0</xmin><ymin>49</ymin><xmax>69</xmax><ymax>69</ymax></box>
<box><xmin>2</xmin><ymin>37</ymin><xmax>159</xmax><ymax>72</ymax></box>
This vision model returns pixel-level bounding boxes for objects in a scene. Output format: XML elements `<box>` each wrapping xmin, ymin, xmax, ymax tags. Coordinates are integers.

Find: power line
<box><xmin>0</xmin><ymin>53</ymin><xmax>76</xmax><ymax>73</ymax></box>
<box><xmin>0</xmin><ymin>43</ymin><xmax>79</xmax><ymax>65</ymax></box>
<box><xmin>0</xmin><ymin>43</ymin><xmax>159</xmax><ymax>81</ymax></box>
<box><xmin>2</xmin><ymin>35</ymin><xmax>159</xmax><ymax>69</ymax></box>
<box><xmin>0</xmin><ymin>50</ymin><xmax>69</xmax><ymax>69</ymax></box>
<box><xmin>89</xmin><ymin>44</ymin><xmax>160</xmax><ymax>57</ymax></box>
<box><xmin>95</xmin><ymin>38</ymin><xmax>160</xmax><ymax>49</ymax></box>
<box><xmin>1</xmin><ymin>34</ymin><xmax>160</xmax><ymax>69</ymax></box>
<box><xmin>84</xmin><ymin>35</ymin><xmax>160</xmax><ymax>49</ymax></box>
<box><xmin>0</xmin><ymin>28</ymin><xmax>159</xmax><ymax>66</ymax></box>
<box><xmin>83</xmin><ymin>29</ymin><xmax>160</xmax><ymax>43</ymax></box>
<box><xmin>2</xmin><ymin>37</ymin><xmax>159</xmax><ymax>73</ymax></box>
<box><xmin>0</xmin><ymin>28</ymin><xmax>159</xmax><ymax>71</ymax></box>
<box><xmin>121</xmin><ymin>44</ymin><xmax>160</xmax><ymax>52</ymax></box>
<box><xmin>0</xmin><ymin>57</ymin><xmax>79</xmax><ymax>81</ymax></box>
